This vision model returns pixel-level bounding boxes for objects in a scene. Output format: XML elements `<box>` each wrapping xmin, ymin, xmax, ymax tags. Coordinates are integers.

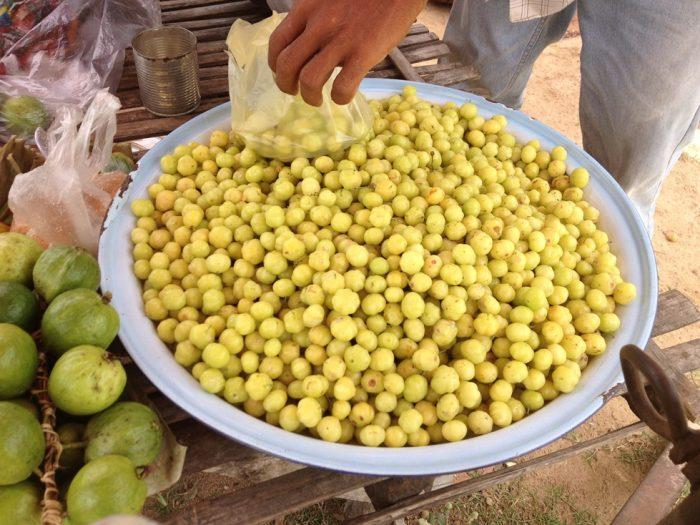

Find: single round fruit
<box><xmin>0</xmin><ymin>282</ymin><xmax>39</xmax><ymax>330</ymax></box>
<box><xmin>104</xmin><ymin>152</ymin><xmax>135</xmax><ymax>175</ymax></box>
<box><xmin>0</xmin><ymin>401</ymin><xmax>45</xmax><ymax>485</ymax></box>
<box><xmin>58</xmin><ymin>422</ymin><xmax>86</xmax><ymax>469</ymax></box>
<box><xmin>66</xmin><ymin>455</ymin><xmax>147</xmax><ymax>525</ymax></box>
<box><xmin>33</xmin><ymin>246</ymin><xmax>101</xmax><ymax>302</ymax></box>
<box><xmin>0</xmin><ymin>95</ymin><xmax>50</xmax><ymax>137</ymax></box>
<box><xmin>0</xmin><ymin>323</ymin><xmax>38</xmax><ymax>399</ymax></box>
<box><xmin>0</xmin><ymin>233</ymin><xmax>43</xmax><ymax>285</ymax></box>
<box><xmin>0</xmin><ymin>481</ymin><xmax>42</xmax><ymax>525</ymax></box>
<box><xmin>7</xmin><ymin>398</ymin><xmax>39</xmax><ymax>419</ymax></box>
<box><xmin>85</xmin><ymin>402</ymin><xmax>163</xmax><ymax>467</ymax></box>
<box><xmin>41</xmin><ymin>289</ymin><xmax>119</xmax><ymax>356</ymax></box>
<box><xmin>48</xmin><ymin>345</ymin><xmax>126</xmax><ymax>416</ymax></box>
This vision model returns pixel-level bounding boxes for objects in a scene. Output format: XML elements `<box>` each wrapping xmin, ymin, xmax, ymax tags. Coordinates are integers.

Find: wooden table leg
<box><xmin>364</xmin><ymin>476</ymin><xmax>437</xmax><ymax>512</ymax></box>
<box><xmin>611</xmin><ymin>443</ymin><xmax>688</xmax><ymax>525</ymax></box>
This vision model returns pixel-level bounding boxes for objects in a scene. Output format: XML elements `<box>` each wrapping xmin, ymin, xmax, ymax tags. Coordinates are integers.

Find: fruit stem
<box><xmin>33</xmin><ymin>467</ymin><xmax>44</xmax><ymax>478</ymax></box>
<box><xmin>101</xmin><ymin>291</ymin><xmax>113</xmax><ymax>304</ymax></box>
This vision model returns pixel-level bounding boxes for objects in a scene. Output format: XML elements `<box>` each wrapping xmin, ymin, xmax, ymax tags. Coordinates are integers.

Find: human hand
<box><xmin>268</xmin><ymin>0</ymin><xmax>427</xmax><ymax>106</ymax></box>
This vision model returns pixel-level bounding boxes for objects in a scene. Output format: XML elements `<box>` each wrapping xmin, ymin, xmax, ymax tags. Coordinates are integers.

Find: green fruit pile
<box><xmin>0</xmin><ymin>233</ymin><xmax>163</xmax><ymax>523</ymax></box>
<box><xmin>130</xmin><ymin>86</ymin><xmax>637</xmax><ymax>447</ymax></box>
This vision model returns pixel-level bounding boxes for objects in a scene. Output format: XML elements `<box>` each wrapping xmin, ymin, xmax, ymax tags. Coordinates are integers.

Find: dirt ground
<box><xmin>145</xmin><ymin>4</ymin><xmax>700</xmax><ymax>524</ymax></box>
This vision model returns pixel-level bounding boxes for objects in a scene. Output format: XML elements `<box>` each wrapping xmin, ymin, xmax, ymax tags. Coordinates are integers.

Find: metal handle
<box><xmin>620</xmin><ymin>344</ymin><xmax>690</xmax><ymax>441</ymax></box>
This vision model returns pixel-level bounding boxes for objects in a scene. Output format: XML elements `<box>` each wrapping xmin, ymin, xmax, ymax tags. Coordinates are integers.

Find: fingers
<box><xmin>298</xmin><ymin>46</ymin><xmax>344</xmax><ymax>106</ymax></box>
<box><xmin>274</xmin><ymin>29</ymin><xmax>324</xmax><ymax>96</ymax></box>
<box><xmin>331</xmin><ymin>59</ymin><xmax>369</xmax><ymax>105</ymax></box>
<box><xmin>268</xmin><ymin>13</ymin><xmax>306</xmax><ymax>72</ymax></box>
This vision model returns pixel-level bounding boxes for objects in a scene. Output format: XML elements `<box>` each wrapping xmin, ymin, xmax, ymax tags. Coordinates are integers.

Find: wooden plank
<box><xmin>166</xmin><ymin>16</ymin><xmax>238</xmax><ymax>32</ymax></box>
<box><xmin>160</xmin><ymin>0</ymin><xmax>235</xmax><ymax>11</ymax></box>
<box><xmin>345</xmin><ymin>421</ymin><xmax>648</xmax><ymax>525</ymax></box>
<box><xmin>373</xmin><ymin>42</ymin><xmax>452</xmax><ymax>71</ymax></box>
<box><xmin>189</xmin><ymin>13</ymin><xmax>268</xmax><ymax>42</ymax></box>
<box><xmin>368</xmin><ymin>61</ymin><xmax>460</xmax><ymax>79</ymax></box>
<box><xmin>407</xmin><ymin>24</ymin><xmax>429</xmax><ymax>36</ymax></box>
<box><xmin>612</xmin><ymin>444</ymin><xmax>688</xmax><ymax>525</ymax></box>
<box><xmin>160</xmin><ymin>1</ymin><xmax>262</xmax><ymax>23</ymax></box>
<box><xmin>167</xmin><ymin>467</ymin><xmax>383</xmax><ymax>524</ymax></box>
<box><xmin>424</xmin><ymin>66</ymin><xmax>478</xmax><ymax>87</ymax></box>
<box><xmin>398</xmin><ymin>32</ymin><xmax>438</xmax><ymax>49</ymax></box>
<box><xmin>365</xmin><ymin>477</ymin><xmax>435</xmax><ymax>510</ymax></box>
<box><xmin>192</xmin><ymin>52</ymin><xmax>228</xmax><ymax>68</ymax></box>
<box><xmin>663</xmin><ymin>338</ymin><xmax>700</xmax><ymax>374</ymax></box>
<box><xmin>388</xmin><ymin>48</ymin><xmax>424</xmax><ymax>83</ymax></box>
<box><xmin>118</xmin><ymin>64</ymin><xmax>228</xmax><ymax>92</ymax></box>
<box><xmin>651</xmin><ymin>289</ymin><xmax>700</xmax><ymax>337</ymax></box>
<box><xmin>150</xmin><ymin>393</ymin><xmax>193</xmax><ymax>425</ymax></box>
<box><xmin>117</xmin><ymin>96</ymin><xmax>228</xmax><ymax>128</ymax></box>
<box><xmin>649</xmin><ymin>342</ymin><xmax>700</xmax><ymax>418</ymax></box>
<box><xmin>119</xmin><ymin>76</ymin><xmax>229</xmax><ymax>109</ymax></box>
<box><xmin>170</xmin><ymin>419</ymin><xmax>272</xmax><ymax>476</ymax></box>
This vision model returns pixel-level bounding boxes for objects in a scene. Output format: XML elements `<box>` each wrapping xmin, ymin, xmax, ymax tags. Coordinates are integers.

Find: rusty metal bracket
<box><xmin>620</xmin><ymin>344</ymin><xmax>700</xmax><ymax>524</ymax></box>
<box><xmin>620</xmin><ymin>344</ymin><xmax>700</xmax><ymax>491</ymax></box>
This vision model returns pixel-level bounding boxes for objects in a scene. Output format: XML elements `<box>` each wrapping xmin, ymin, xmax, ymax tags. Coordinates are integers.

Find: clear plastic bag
<box><xmin>7</xmin><ymin>90</ymin><xmax>125</xmax><ymax>255</ymax></box>
<box><xmin>0</xmin><ymin>0</ymin><xmax>160</xmax><ymax>139</ymax></box>
<box><xmin>226</xmin><ymin>12</ymin><xmax>373</xmax><ymax>161</ymax></box>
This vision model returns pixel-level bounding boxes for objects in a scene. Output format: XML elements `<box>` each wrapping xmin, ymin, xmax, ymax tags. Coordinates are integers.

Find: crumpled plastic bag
<box><xmin>227</xmin><ymin>12</ymin><xmax>373</xmax><ymax>161</ymax></box>
<box><xmin>8</xmin><ymin>90</ymin><xmax>126</xmax><ymax>255</ymax></box>
<box><xmin>0</xmin><ymin>0</ymin><xmax>160</xmax><ymax>140</ymax></box>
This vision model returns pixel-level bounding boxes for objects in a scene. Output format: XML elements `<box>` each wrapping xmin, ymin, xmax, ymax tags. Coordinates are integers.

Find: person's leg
<box><xmin>577</xmin><ymin>0</ymin><xmax>700</xmax><ymax>228</ymax></box>
<box><xmin>443</xmin><ymin>0</ymin><xmax>576</xmax><ymax>108</ymax></box>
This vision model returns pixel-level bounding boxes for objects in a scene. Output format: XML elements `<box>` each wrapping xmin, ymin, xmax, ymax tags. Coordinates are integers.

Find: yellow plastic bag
<box><xmin>226</xmin><ymin>13</ymin><xmax>373</xmax><ymax>161</ymax></box>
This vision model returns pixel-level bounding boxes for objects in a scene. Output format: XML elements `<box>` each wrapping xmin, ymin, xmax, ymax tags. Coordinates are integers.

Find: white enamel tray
<box><xmin>100</xmin><ymin>79</ymin><xmax>658</xmax><ymax>475</ymax></box>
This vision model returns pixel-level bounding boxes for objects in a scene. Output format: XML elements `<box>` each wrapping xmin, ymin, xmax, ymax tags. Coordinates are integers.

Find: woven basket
<box><xmin>0</xmin><ymin>136</ymin><xmax>44</xmax><ymax>226</ymax></box>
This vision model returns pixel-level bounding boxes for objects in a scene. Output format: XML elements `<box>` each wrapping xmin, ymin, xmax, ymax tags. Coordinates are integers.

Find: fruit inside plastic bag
<box><xmin>0</xmin><ymin>94</ymin><xmax>51</xmax><ymax>137</ymax></box>
<box><xmin>226</xmin><ymin>12</ymin><xmax>373</xmax><ymax>161</ymax></box>
<box><xmin>7</xmin><ymin>90</ymin><xmax>125</xmax><ymax>255</ymax></box>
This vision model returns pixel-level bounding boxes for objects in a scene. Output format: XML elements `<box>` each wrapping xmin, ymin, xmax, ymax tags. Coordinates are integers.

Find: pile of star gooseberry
<box><xmin>129</xmin><ymin>86</ymin><xmax>636</xmax><ymax>447</ymax></box>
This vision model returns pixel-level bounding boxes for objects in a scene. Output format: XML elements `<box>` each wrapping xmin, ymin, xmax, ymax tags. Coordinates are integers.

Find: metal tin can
<box><xmin>132</xmin><ymin>26</ymin><xmax>200</xmax><ymax>117</ymax></box>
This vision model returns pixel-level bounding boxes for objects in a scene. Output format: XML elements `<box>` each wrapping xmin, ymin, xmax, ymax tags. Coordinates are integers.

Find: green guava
<box><xmin>41</xmin><ymin>289</ymin><xmax>119</xmax><ymax>356</ymax></box>
<box><xmin>0</xmin><ymin>401</ymin><xmax>45</xmax><ymax>485</ymax></box>
<box><xmin>85</xmin><ymin>402</ymin><xmax>163</xmax><ymax>467</ymax></box>
<box><xmin>48</xmin><ymin>345</ymin><xmax>126</xmax><ymax>416</ymax></box>
<box><xmin>58</xmin><ymin>422</ymin><xmax>86</xmax><ymax>469</ymax></box>
<box><xmin>104</xmin><ymin>152</ymin><xmax>135</xmax><ymax>174</ymax></box>
<box><xmin>66</xmin><ymin>455</ymin><xmax>147</xmax><ymax>525</ymax></box>
<box><xmin>0</xmin><ymin>282</ymin><xmax>40</xmax><ymax>330</ymax></box>
<box><xmin>32</xmin><ymin>246</ymin><xmax>101</xmax><ymax>303</ymax></box>
<box><xmin>0</xmin><ymin>323</ymin><xmax>39</xmax><ymax>399</ymax></box>
<box><xmin>0</xmin><ymin>233</ymin><xmax>43</xmax><ymax>285</ymax></box>
<box><xmin>7</xmin><ymin>398</ymin><xmax>39</xmax><ymax>419</ymax></box>
<box><xmin>0</xmin><ymin>480</ymin><xmax>42</xmax><ymax>525</ymax></box>
<box><xmin>0</xmin><ymin>95</ymin><xmax>50</xmax><ymax>137</ymax></box>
